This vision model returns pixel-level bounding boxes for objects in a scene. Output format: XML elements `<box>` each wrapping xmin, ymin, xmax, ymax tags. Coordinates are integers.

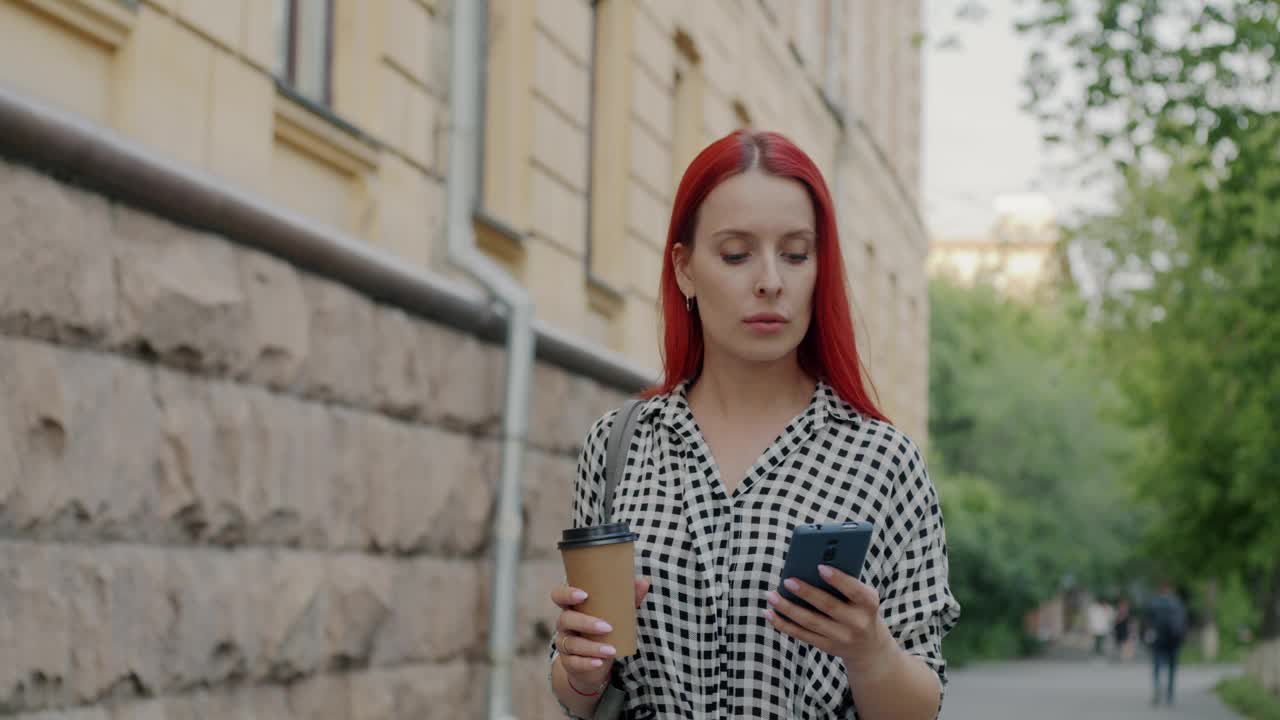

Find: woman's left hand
<box><xmin>764</xmin><ymin>564</ymin><xmax>899</xmax><ymax>678</ymax></box>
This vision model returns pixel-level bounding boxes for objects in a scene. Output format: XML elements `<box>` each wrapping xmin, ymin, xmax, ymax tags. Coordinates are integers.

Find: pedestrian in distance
<box><xmin>1112</xmin><ymin>597</ymin><xmax>1134</xmax><ymax>662</ymax></box>
<box><xmin>1087</xmin><ymin>598</ymin><xmax>1113</xmax><ymax>659</ymax></box>
<box><xmin>547</xmin><ymin>130</ymin><xmax>961</xmax><ymax>719</ymax></box>
<box><xmin>1144</xmin><ymin>580</ymin><xmax>1188</xmax><ymax>706</ymax></box>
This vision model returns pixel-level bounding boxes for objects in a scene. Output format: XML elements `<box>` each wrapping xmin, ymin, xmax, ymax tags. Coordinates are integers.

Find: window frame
<box><xmin>277</xmin><ymin>0</ymin><xmax>336</xmax><ymax>108</ymax></box>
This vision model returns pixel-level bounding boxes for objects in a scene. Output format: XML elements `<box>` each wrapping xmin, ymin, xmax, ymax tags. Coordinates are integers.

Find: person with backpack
<box><xmin>1145</xmin><ymin>580</ymin><xmax>1188</xmax><ymax>706</ymax></box>
<box><xmin>545</xmin><ymin>131</ymin><xmax>961</xmax><ymax>718</ymax></box>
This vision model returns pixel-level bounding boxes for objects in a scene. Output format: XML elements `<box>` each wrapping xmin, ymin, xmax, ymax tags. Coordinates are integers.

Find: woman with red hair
<box><xmin>549</xmin><ymin>131</ymin><xmax>960</xmax><ymax>718</ymax></box>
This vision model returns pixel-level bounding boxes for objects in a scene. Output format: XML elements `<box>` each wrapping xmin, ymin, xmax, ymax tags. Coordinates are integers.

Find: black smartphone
<box><xmin>777</xmin><ymin>521</ymin><xmax>874</xmax><ymax>613</ymax></box>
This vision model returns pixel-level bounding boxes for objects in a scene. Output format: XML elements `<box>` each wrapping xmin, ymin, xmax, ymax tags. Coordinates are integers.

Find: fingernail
<box><xmin>590</xmin><ymin>658</ymin><xmax>603</xmax><ymax>667</ymax></box>
<box><xmin>766</xmin><ymin>591</ymin><xmax>780</xmax><ymax>606</ymax></box>
<box><xmin>600</xmin><ymin>645</ymin><xmax>617</xmax><ymax>656</ymax></box>
<box><xmin>783</xmin><ymin>578</ymin><xmax>800</xmax><ymax>592</ymax></box>
<box><xmin>817</xmin><ymin>564</ymin><xmax>834</xmax><ymax>579</ymax></box>
<box><xmin>570</xmin><ymin>590</ymin><xmax>588</xmax><ymax>602</ymax></box>
<box><xmin>594</xmin><ymin>621</ymin><xmax>613</xmax><ymax>633</ymax></box>
<box><xmin>763</xmin><ymin>609</ymin><xmax>775</xmax><ymax>621</ymax></box>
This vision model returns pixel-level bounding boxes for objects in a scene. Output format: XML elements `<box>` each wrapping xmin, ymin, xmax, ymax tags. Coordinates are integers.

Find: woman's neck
<box><xmin>688</xmin><ymin>350</ymin><xmax>816</xmax><ymax>423</ymax></box>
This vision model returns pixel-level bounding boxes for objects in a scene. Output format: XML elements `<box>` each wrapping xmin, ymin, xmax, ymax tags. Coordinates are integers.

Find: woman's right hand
<box><xmin>551</xmin><ymin>577</ymin><xmax>651</xmax><ymax>682</ymax></box>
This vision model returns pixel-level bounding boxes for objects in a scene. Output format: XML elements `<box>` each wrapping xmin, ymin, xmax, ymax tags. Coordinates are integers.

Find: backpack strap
<box><xmin>601</xmin><ymin>399</ymin><xmax>644</xmax><ymax>524</ymax></box>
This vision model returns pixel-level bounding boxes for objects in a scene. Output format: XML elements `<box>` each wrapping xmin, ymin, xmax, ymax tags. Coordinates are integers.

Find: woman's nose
<box><xmin>754</xmin><ymin>258</ymin><xmax>783</xmax><ymax>297</ymax></box>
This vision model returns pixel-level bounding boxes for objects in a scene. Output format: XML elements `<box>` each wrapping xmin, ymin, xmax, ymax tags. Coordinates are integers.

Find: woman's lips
<box><xmin>744</xmin><ymin>314</ymin><xmax>788</xmax><ymax>334</ymax></box>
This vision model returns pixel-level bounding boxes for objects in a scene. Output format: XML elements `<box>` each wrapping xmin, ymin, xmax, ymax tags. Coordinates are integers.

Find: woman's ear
<box><xmin>672</xmin><ymin>243</ymin><xmax>695</xmax><ymax>299</ymax></box>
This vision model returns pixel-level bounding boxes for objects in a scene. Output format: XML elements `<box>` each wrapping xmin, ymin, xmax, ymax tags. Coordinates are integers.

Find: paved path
<box><xmin>943</xmin><ymin>660</ymin><xmax>1242</xmax><ymax>719</ymax></box>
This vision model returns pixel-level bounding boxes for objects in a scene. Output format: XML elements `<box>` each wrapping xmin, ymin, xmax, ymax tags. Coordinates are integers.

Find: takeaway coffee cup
<box><xmin>558</xmin><ymin>522</ymin><xmax>641</xmax><ymax>657</ymax></box>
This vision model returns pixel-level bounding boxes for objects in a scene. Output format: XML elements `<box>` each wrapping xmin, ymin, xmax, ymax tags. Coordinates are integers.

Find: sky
<box><xmin>921</xmin><ymin>0</ymin><xmax>1105</xmax><ymax>241</ymax></box>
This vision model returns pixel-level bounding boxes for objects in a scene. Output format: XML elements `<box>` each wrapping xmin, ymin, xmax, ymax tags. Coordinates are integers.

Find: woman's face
<box><xmin>674</xmin><ymin>168</ymin><xmax>817</xmax><ymax>368</ymax></box>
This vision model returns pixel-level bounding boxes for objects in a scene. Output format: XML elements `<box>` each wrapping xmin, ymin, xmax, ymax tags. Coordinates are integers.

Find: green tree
<box><xmin>929</xmin><ymin>279</ymin><xmax>1142</xmax><ymax>663</ymax></box>
<box><xmin>1021</xmin><ymin>0</ymin><xmax>1280</xmax><ymax>637</ymax></box>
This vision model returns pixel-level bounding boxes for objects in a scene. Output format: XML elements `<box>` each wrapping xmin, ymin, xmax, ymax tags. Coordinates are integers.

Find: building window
<box><xmin>274</xmin><ymin>0</ymin><xmax>334</xmax><ymax>106</ymax></box>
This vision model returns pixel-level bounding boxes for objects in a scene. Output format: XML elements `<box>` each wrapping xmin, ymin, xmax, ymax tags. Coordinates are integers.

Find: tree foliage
<box><xmin>1020</xmin><ymin>0</ymin><xmax>1280</xmax><ymax>636</ymax></box>
<box><xmin>929</xmin><ymin>280</ymin><xmax>1142</xmax><ymax>664</ymax></box>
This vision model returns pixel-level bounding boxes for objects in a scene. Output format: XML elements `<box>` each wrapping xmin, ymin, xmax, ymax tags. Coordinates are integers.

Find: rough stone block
<box><xmin>512</xmin><ymin>654</ymin><xmax>566</xmax><ymax>720</ymax></box>
<box><xmin>0</xmin><ymin>162</ymin><xmax>116</xmax><ymax>344</ymax></box>
<box><xmin>371</xmin><ymin>559</ymin><xmax>484</xmax><ymax>666</ymax></box>
<box><xmin>0</xmin><ymin>542</ymin><xmax>175</xmax><ymax>712</ymax></box>
<box><xmin>528</xmin><ymin>362</ymin><xmax>623</xmax><ymax>453</ymax></box>
<box><xmin>326</xmin><ymin>409</ymin><xmax>374</xmax><ymax>551</ymax></box>
<box><xmin>0</xmin><ymin>544</ymin><xmax>72</xmax><ymax>712</ymax></box>
<box><xmin>164</xmin><ymin>549</ymin><xmax>259</xmax><ymax>689</ymax></box>
<box><xmin>149</xmin><ymin>369</ymin><xmax>339</xmax><ymax>548</ymax></box>
<box><xmin>12</xmin><ymin>708</ymin><xmax>111</xmax><ymax>720</ymax></box>
<box><xmin>247</xmin><ymin>549</ymin><xmax>330</xmax><ymax>681</ymax></box>
<box><xmin>0</xmin><ymin>338</ymin><xmax>163</xmax><ymax>543</ymax></box>
<box><xmin>363</xmin><ymin>418</ymin><xmax>492</xmax><ymax>555</ymax></box>
<box><xmin>349</xmin><ymin>662</ymin><xmax>481</xmax><ymax>720</ymax></box>
<box><xmin>112</xmin><ymin>208</ymin><xmax>250</xmax><ymax>374</ymax></box>
<box><xmin>522</xmin><ymin>450</ymin><xmax>575</xmax><ymax>558</ymax></box>
<box><xmin>324</xmin><ymin>554</ymin><xmax>393</xmax><ymax>666</ymax></box>
<box><xmin>286</xmin><ymin>671</ymin><xmax>351</xmax><ymax>719</ymax></box>
<box><xmin>110</xmin><ymin>700</ymin><xmax>166</xmax><ymax>720</ymax></box>
<box><xmin>153</xmin><ymin>683</ymin><xmax>289</xmax><ymax>720</ymax></box>
<box><xmin>371</xmin><ymin>307</ymin><xmax>427</xmax><ymax>420</ymax></box>
<box><xmin>296</xmin><ymin>275</ymin><xmax>378</xmax><ymax>406</ymax></box>
<box><xmin>516</xmin><ymin>559</ymin><xmax>565</xmax><ymax>655</ymax></box>
<box><xmin>88</xmin><ymin>547</ymin><xmax>177</xmax><ymax>699</ymax></box>
<box><xmin>244</xmin><ymin>394</ymin><xmax>337</xmax><ymax>548</ymax></box>
<box><xmin>235</xmin><ymin>241</ymin><xmax>310</xmax><ymax>391</ymax></box>
<box><xmin>417</xmin><ymin>324</ymin><xmax>503</xmax><ymax>434</ymax></box>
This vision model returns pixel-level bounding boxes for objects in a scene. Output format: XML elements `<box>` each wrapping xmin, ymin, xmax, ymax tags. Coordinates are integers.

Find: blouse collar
<box><xmin>643</xmin><ymin>377</ymin><xmax>865</xmax><ymax>438</ymax></box>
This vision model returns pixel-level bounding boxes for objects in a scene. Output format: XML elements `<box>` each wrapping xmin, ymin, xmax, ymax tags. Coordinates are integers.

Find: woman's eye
<box><xmin>721</xmin><ymin>253</ymin><xmax>749</xmax><ymax>264</ymax></box>
<box><xmin>785</xmin><ymin>253</ymin><xmax>811</xmax><ymax>263</ymax></box>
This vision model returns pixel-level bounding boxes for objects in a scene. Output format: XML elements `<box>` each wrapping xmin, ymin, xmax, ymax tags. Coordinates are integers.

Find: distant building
<box><xmin>928</xmin><ymin>192</ymin><xmax>1061</xmax><ymax>298</ymax></box>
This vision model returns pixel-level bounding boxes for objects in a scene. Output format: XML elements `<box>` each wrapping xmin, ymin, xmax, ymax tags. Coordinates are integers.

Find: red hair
<box><xmin>643</xmin><ymin>130</ymin><xmax>887</xmax><ymax>424</ymax></box>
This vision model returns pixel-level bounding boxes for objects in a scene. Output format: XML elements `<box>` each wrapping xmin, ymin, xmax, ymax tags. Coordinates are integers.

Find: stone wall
<box><xmin>0</xmin><ymin>158</ymin><xmax>627</xmax><ymax>718</ymax></box>
<box><xmin>1247</xmin><ymin>638</ymin><xmax>1280</xmax><ymax>696</ymax></box>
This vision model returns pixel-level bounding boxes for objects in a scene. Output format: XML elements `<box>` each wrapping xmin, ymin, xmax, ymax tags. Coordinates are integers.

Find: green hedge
<box><xmin>1216</xmin><ymin>676</ymin><xmax>1280</xmax><ymax>720</ymax></box>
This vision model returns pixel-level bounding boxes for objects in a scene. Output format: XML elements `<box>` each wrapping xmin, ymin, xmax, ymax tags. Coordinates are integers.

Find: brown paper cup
<box><xmin>559</xmin><ymin>523</ymin><xmax>640</xmax><ymax>657</ymax></box>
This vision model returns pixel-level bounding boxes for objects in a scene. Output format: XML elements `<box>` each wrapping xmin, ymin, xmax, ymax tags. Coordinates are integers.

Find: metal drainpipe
<box><xmin>446</xmin><ymin>1</ymin><xmax>532</xmax><ymax>719</ymax></box>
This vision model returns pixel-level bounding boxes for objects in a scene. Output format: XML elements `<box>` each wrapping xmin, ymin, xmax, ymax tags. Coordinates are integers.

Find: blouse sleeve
<box><xmin>877</xmin><ymin>439</ymin><xmax>962</xmax><ymax>706</ymax></box>
<box><xmin>548</xmin><ymin>410</ymin><xmax>618</xmax><ymax>716</ymax></box>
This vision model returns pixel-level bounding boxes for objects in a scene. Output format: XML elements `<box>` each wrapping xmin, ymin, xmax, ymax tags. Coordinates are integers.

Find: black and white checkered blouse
<box><xmin>552</xmin><ymin>380</ymin><xmax>961</xmax><ymax>719</ymax></box>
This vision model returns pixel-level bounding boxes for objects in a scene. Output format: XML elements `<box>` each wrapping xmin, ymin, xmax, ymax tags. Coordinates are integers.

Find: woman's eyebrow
<box><xmin>710</xmin><ymin>228</ymin><xmax>815</xmax><ymax>240</ymax></box>
<box><xmin>782</xmin><ymin>229</ymin><xmax>817</xmax><ymax>240</ymax></box>
<box><xmin>709</xmin><ymin>228</ymin><xmax>754</xmax><ymax>240</ymax></box>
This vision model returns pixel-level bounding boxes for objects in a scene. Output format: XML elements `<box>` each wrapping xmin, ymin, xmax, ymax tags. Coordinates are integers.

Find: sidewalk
<box><xmin>943</xmin><ymin>660</ymin><xmax>1242</xmax><ymax>719</ymax></box>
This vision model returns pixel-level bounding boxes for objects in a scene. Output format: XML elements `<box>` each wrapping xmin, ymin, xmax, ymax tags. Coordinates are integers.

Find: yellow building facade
<box><xmin>0</xmin><ymin>0</ymin><xmax>930</xmax><ymax>440</ymax></box>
